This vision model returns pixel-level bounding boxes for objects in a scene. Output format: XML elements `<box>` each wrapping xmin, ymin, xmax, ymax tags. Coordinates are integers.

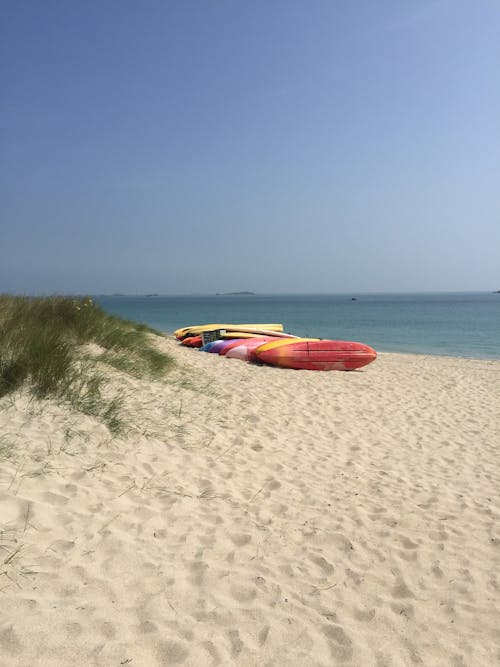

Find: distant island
<box><xmin>216</xmin><ymin>291</ymin><xmax>255</xmax><ymax>296</ymax></box>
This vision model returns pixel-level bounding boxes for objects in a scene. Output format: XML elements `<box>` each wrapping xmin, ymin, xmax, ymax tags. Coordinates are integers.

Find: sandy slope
<box><xmin>1</xmin><ymin>338</ymin><xmax>499</xmax><ymax>666</ymax></box>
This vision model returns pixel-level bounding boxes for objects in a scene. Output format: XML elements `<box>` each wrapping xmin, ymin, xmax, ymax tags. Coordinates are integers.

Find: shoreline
<box><xmin>165</xmin><ymin>331</ymin><xmax>500</xmax><ymax>363</ymax></box>
<box><xmin>1</xmin><ymin>340</ymin><xmax>499</xmax><ymax>665</ymax></box>
<box><xmin>360</xmin><ymin>348</ymin><xmax>500</xmax><ymax>362</ymax></box>
<box><xmin>93</xmin><ymin>291</ymin><xmax>500</xmax><ymax>362</ymax></box>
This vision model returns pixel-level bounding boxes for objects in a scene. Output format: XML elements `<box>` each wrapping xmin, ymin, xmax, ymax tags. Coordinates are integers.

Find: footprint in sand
<box><xmin>228</xmin><ymin>629</ymin><xmax>244</xmax><ymax>658</ymax></box>
<box><xmin>156</xmin><ymin>640</ymin><xmax>189</xmax><ymax>664</ymax></box>
<box><xmin>230</xmin><ymin>533</ymin><xmax>252</xmax><ymax>547</ymax></box>
<box><xmin>322</xmin><ymin>624</ymin><xmax>354</xmax><ymax>662</ymax></box>
<box><xmin>0</xmin><ymin>625</ymin><xmax>22</xmax><ymax>657</ymax></box>
<box><xmin>309</xmin><ymin>554</ymin><xmax>335</xmax><ymax>575</ymax></box>
<box><xmin>42</xmin><ymin>491</ymin><xmax>69</xmax><ymax>506</ymax></box>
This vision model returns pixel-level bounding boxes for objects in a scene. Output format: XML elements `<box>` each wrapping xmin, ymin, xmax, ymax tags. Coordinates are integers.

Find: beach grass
<box><xmin>0</xmin><ymin>295</ymin><xmax>174</xmax><ymax>432</ymax></box>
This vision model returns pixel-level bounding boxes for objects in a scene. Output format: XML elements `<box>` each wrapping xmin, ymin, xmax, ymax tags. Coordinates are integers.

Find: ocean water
<box><xmin>95</xmin><ymin>293</ymin><xmax>500</xmax><ymax>360</ymax></box>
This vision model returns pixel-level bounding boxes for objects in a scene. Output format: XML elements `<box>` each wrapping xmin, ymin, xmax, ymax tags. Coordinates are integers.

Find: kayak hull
<box><xmin>220</xmin><ymin>329</ymin><xmax>296</xmax><ymax>339</ymax></box>
<box><xmin>208</xmin><ymin>340</ymin><xmax>235</xmax><ymax>354</ymax></box>
<box><xmin>224</xmin><ymin>337</ymin><xmax>277</xmax><ymax>361</ymax></box>
<box><xmin>181</xmin><ymin>335</ymin><xmax>203</xmax><ymax>348</ymax></box>
<box><xmin>174</xmin><ymin>323</ymin><xmax>283</xmax><ymax>340</ymax></box>
<box><xmin>218</xmin><ymin>339</ymin><xmax>246</xmax><ymax>356</ymax></box>
<box><xmin>255</xmin><ymin>339</ymin><xmax>377</xmax><ymax>371</ymax></box>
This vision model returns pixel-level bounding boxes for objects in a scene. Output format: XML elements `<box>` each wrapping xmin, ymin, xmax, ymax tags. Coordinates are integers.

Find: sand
<box><xmin>1</xmin><ymin>337</ymin><xmax>499</xmax><ymax>666</ymax></box>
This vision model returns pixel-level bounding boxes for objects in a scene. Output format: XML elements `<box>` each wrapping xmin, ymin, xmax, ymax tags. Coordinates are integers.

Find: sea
<box><xmin>94</xmin><ymin>292</ymin><xmax>500</xmax><ymax>360</ymax></box>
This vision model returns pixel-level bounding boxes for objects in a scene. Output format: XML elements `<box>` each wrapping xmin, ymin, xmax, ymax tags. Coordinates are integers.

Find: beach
<box><xmin>1</xmin><ymin>337</ymin><xmax>499</xmax><ymax>666</ymax></box>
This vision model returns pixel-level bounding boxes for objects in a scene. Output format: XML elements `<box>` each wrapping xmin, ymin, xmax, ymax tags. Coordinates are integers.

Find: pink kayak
<box><xmin>224</xmin><ymin>337</ymin><xmax>277</xmax><ymax>361</ymax></box>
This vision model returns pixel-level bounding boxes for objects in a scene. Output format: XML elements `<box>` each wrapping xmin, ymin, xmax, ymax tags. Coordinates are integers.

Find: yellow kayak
<box><xmin>220</xmin><ymin>329</ymin><xmax>298</xmax><ymax>339</ymax></box>
<box><xmin>174</xmin><ymin>323</ymin><xmax>284</xmax><ymax>339</ymax></box>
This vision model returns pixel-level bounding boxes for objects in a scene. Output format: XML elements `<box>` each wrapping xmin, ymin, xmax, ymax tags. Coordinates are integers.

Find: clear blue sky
<box><xmin>1</xmin><ymin>0</ymin><xmax>499</xmax><ymax>294</ymax></box>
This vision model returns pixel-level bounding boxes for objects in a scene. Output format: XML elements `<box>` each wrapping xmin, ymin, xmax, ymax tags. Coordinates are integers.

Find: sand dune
<box><xmin>1</xmin><ymin>338</ymin><xmax>499</xmax><ymax>666</ymax></box>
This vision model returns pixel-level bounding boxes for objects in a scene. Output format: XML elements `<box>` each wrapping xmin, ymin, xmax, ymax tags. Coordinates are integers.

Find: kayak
<box><xmin>224</xmin><ymin>337</ymin><xmax>277</xmax><ymax>361</ymax></box>
<box><xmin>181</xmin><ymin>335</ymin><xmax>203</xmax><ymax>348</ymax></box>
<box><xmin>254</xmin><ymin>339</ymin><xmax>377</xmax><ymax>371</ymax></box>
<box><xmin>174</xmin><ymin>323</ymin><xmax>283</xmax><ymax>340</ymax></box>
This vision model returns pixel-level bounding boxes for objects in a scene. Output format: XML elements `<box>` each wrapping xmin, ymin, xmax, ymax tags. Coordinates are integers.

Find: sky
<box><xmin>1</xmin><ymin>0</ymin><xmax>499</xmax><ymax>294</ymax></box>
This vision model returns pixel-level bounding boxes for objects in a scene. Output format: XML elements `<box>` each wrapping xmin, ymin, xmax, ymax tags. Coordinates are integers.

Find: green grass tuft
<box><xmin>0</xmin><ymin>295</ymin><xmax>175</xmax><ymax>432</ymax></box>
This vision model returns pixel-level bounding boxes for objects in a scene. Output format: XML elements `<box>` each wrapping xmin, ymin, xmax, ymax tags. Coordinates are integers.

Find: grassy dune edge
<box><xmin>0</xmin><ymin>295</ymin><xmax>174</xmax><ymax>432</ymax></box>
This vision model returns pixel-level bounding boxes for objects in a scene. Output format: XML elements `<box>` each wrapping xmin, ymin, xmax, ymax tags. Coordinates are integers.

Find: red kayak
<box><xmin>181</xmin><ymin>335</ymin><xmax>203</xmax><ymax>348</ymax></box>
<box><xmin>254</xmin><ymin>339</ymin><xmax>377</xmax><ymax>371</ymax></box>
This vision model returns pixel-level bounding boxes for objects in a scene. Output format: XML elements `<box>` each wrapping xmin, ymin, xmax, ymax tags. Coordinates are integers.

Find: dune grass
<box><xmin>0</xmin><ymin>295</ymin><xmax>174</xmax><ymax>433</ymax></box>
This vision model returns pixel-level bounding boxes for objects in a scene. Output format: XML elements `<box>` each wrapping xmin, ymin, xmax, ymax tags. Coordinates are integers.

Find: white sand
<box><xmin>1</xmin><ymin>338</ymin><xmax>499</xmax><ymax>666</ymax></box>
